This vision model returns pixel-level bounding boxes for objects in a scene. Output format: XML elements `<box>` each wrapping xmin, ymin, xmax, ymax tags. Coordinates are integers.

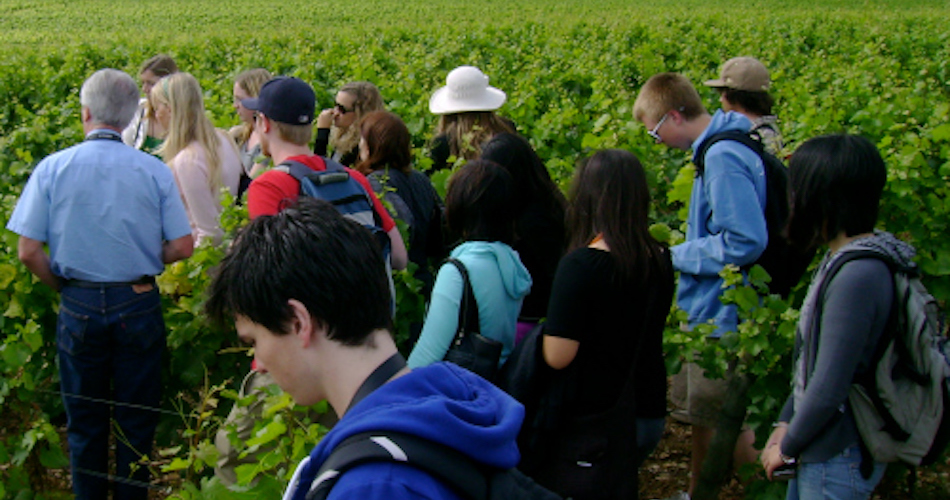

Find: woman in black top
<box><xmin>480</xmin><ymin>133</ymin><xmax>566</xmax><ymax>326</ymax></box>
<box><xmin>533</xmin><ymin>149</ymin><xmax>675</xmax><ymax>499</ymax></box>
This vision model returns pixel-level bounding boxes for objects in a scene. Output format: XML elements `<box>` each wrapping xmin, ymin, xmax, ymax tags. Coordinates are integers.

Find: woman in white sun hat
<box><xmin>428</xmin><ymin>65</ymin><xmax>516</xmax><ymax>173</ymax></box>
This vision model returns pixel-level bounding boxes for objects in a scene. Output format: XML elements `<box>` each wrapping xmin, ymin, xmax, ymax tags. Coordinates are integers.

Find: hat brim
<box><xmin>703</xmin><ymin>78</ymin><xmax>728</xmax><ymax>88</ymax></box>
<box><xmin>429</xmin><ymin>86</ymin><xmax>507</xmax><ymax>115</ymax></box>
<box><xmin>241</xmin><ymin>97</ymin><xmax>263</xmax><ymax>111</ymax></box>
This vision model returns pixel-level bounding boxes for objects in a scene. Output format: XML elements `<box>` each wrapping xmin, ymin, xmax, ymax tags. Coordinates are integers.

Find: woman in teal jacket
<box><xmin>407</xmin><ymin>160</ymin><xmax>532</xmax><ymax>368</ymax></box>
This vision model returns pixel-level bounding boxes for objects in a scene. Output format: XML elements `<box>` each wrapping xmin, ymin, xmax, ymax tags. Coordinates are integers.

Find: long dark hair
<box><xmin>568</xmin><ymin>149</ymin><xmax>665</xmax><ymax>282</ymax></box>
<box><xmin>786</xmin><ymin>134</ymin><xmax>886</xmax><ymax>252</ymax></box>
<box><xmin>445</xmin><ymin>159</ymin><xmax>516</xmax><ymax>245</ymax></box>
<box><xmin>480</xmin><ymin>132</ymin><xmax>567</xmax><ymax>216</ymax></box>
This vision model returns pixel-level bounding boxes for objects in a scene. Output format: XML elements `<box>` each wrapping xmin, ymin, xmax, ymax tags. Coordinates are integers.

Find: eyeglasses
<box><xmin>334</xmin><ymin>102</ymin><xmax>354</xmax><ymax>114</ymax></box>
<box><xmin>647</xmin><ymin>107</ymin><xmax>685</xmax><ymax>144</ymax></box>
<box><xmin>648</xmin><ymin>112</ymin><xmax>672</xmax><ymax>143</ymax></box>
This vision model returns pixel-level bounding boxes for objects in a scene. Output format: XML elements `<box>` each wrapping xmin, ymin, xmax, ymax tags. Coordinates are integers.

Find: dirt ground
<box><xmin>639</xmin><ymin>417</ymin><xmax>950</xmax><ymax>500</ymax></box>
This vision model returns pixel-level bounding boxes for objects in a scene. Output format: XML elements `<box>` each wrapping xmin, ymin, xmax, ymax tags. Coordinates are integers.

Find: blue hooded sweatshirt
<box><xmin>283</xmin><ymin>363</ymin><xmax>525</xmax><ymax>500</ymax></box>
<box><xmin>671</xmin><ymin>110</ymin><xmax>768</xmax><ymax>335</ymax></box>
<box><xmin>408</xmin><ymin>241</ymin><xmax>533</xmax><ymax>368</ymax></box>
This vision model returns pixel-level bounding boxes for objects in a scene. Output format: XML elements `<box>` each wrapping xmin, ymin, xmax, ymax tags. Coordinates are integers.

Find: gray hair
<box><xmin>80</xmin><ymin>69</ymin><xmax>140</xmax><ymax>129</ymax></box>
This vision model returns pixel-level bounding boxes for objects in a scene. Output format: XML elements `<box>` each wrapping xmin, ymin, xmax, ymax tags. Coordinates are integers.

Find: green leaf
<box><xmin>0</xmin><ymin>263</ymin><xmax>17</xmax><ymax>289</ymax></box>
<box><xmin>162</xmin><ymin>457</ymin><xmax>194</xmax><ymax>472</ymax></box>
<box><xmin>38</xmin><ymin>442</ymin><xmax>69</xmax><ymax>468</ymax></box>
<box><xmin>931</xmin><ymin>123</ymin><xmax>950</xmax><ymax>142</ymax></box>
<box><xmin>245</xmin><ymin>417</ymin><xmax>287</xmax><ymax>448</ymax></box>
<box><xmin>1</xmin><ymin>343</ymin><xmax>32</xmax><ymax>369</ymax></box>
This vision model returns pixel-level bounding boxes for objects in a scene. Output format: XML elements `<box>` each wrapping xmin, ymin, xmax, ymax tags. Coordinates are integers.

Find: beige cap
<box><xmin>704</xmin><ymin>57</ymin><xmax>771</xmax><ymax>92</ymax></box>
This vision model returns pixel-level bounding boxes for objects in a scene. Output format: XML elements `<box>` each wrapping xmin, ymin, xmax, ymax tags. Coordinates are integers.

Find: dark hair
<box><xmin>140</xmin><ymin>54</ymin><xmax>178</xmax><ymax>78</ymax></box>
<box><xmin>356</xmin><ymin>110</ymin><xmax>412</xmax><ymax>175</ymax></box>
<box><xmin>445</xmin><ymin>159</ymin><xmax>516</xmax><ymax>245</ymax></box>
<box><xmin>205</xmin><ymin>198</ymin><xmax>392</xmax><ymax>345</ymax></box>
<box><xmin>568</xmin><ymin>149</ymin><xmax>665</xmax><ymax>282</ymax></box>
<box><xmin>719</xmin><ymin>88</ymin><xmax>774</xmax><ymax>116</ymax></box>
<box><xmin>786</xmin><ymin>134</ymin><xmax>886</xmax><ymax>251</ymax></box>
<box><xmin>480</xmin><ymin>132</ymin><xmax>567</xmax><ymax>216</ymax></box>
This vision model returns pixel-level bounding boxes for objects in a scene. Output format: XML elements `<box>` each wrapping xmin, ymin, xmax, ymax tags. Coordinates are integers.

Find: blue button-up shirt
<box><xmin>6</xmin><ymin>129</ymin><xmax>192</xmax><ymax>282</ymax></box>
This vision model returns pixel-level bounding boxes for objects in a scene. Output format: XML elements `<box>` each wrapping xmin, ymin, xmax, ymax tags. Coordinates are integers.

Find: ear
<box><xmin>259</xmin><ymin>114</ymin><xmax>272</xmax><ymax>134</ymax></box>
<box><xmin>287</xmin><ymin>298</ymin><xmax>325</xmax><ymax>348</ymax></box>
<box><xmin>81</xmin><ymin>106</ymin><xmax>92</xmax><ymax>124</ymax></box>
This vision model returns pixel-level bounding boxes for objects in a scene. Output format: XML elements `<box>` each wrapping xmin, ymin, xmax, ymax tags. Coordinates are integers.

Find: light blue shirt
<box><xmin>671</xmin><ymin>110</ymin><xmax>768</xmax><ymax>335</ymax></box>
<box><xmin>6</xmin><ymin>129</ymin><xmax>192</xmax><ymax>282</ymax></box>
<box><xmin>408</xmin><ymin>241</ymin><xmax>532</xmax><ymax>368</ymax></box>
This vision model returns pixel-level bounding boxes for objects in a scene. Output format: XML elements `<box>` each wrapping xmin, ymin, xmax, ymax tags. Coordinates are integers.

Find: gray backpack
<box><xmin>816</xmin><ymin>250</ymin><xmax>950</xmax><ymax>473</ymax></box>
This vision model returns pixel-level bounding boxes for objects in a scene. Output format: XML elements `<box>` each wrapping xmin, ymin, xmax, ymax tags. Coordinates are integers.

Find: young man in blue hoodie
<box><xmin>204</xmin><ymin>197</ymin><xmax>524</xmax><ymax>500</ymax></box>
<box><xmin>634</xmin><ymin>72</ymin><xmax>768</xmax><ymax>498</ymax></box>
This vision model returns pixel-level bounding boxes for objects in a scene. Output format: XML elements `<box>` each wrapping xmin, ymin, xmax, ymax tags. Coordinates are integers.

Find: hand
<box><xmin>761</xmin><ymin>424</ymin><xmax>788</xmax><ymax>480</ymax></box>
<box><xmin>317</xmin><ymin>108</ymin><xmax>333</xmax><ymax>128</ymax></box>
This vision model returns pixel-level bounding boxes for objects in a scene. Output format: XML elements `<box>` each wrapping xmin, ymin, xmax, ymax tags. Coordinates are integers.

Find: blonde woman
<box><xmin>428</xmin><ymin>66</ymin><xmax>516</xmax><ymax>172</ymax></box>
<box><xmin>313</xmin><ymin>81</ymin><xmax>384</xmax><ymax>166</ymax></box>
<box><xmin>151</xmin><ymin>73</ymin><xmax>242</xmax><ymax>246</ymax></box>
<box><xmin>122</xmin><ymin>54</ymin><xmax>178</xmax><ymax>154</ymax></box>
<box><xmin>229</xmin><ymin>68</ymin><xmax>272</xmax><ymax>197</ymax></box>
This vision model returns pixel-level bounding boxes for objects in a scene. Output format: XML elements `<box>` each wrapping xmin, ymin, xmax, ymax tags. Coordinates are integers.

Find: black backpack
<box><xmin>695</xmin><ymin>130</ymin><xmax>814</xmax><ymax>297</ymax></box>
<box><xmin>306</xmin><ymin>430</ymin><xmax>562</xmax><ymax>500</ymax></box>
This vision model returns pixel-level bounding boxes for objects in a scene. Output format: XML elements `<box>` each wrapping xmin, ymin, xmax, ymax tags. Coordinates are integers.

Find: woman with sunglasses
<box><xmin>313</xmin><ymin>81</ymin><xmax>384</xmax><ymax>166</ymax></box>
<box><xmin>151</xmin><ymin>73</ymin><xmax>242</xmax><ymax>246</ymax></box>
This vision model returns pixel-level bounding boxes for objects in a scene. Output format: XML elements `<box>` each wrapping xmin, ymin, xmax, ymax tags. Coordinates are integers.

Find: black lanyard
<box><xmin>86</xmin><ymin>131</ymin><xmax>122</xmax><ymax>142</ymax></box>
<box><xmin>346</xmin><ymin>352</ymin><xmax>407</xmax><ymax>414</ymax></box>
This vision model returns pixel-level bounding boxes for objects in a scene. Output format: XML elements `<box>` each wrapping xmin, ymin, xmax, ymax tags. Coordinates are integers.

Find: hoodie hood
<box><xmin>832</xmin><ymin>230</ymin><xmax>917</xmax><ymax>271</ymax></box>
<box><xmin>284</xmin><ymin>363</ymin><xmax>524</xmax><ymax>499</ymax></box>
<box><xmin>691</xmin><ymin>109</ymin><xmax>753</xmax><ymax>162</ymax></box>
<box><xmin>451</xmin><ymin>241</ymin><xmax>533</xmax><ymax>300</ymax></box>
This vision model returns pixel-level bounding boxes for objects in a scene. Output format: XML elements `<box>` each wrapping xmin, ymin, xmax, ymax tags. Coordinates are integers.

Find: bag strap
<box><xmin>809</xmin><ymin>249</ymin><xmax>907</xmax><ymax>478</ymax></box>
<box><xmin>307</xmin><ymin>430</ymin><xmax>488</xmax><ymax>500</ymax></box>
<box><xmin>446</xmin><ymin>258</ymin><xmax>481</xmax><ymax>343</ymax></box>
<box><xmin>345</xmin><ymin>352</ymin><xmax>407</xmax><ymax>414</ymax></box>
<box><xmin>694</xmin><ymin>130</ymin><xmax>763</xmax><ymax>176</ymax></box>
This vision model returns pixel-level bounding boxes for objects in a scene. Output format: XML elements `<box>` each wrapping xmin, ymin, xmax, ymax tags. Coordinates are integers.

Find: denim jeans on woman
<box><xmin>57</xmin><ymin>284</ymin><xmax>165</xmax><ymax>500</ymax></box>
<box><xmin>786</xmin><ymin>445</ymin><xmax>886</xmax><ymax>500</ymax></box>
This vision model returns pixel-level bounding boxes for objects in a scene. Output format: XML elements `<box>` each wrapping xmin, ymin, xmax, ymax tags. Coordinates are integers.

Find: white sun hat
<box><xmin>429</xmin><ymin>66</ymin><xmax>507</xmax><ymax>115</ymax></box>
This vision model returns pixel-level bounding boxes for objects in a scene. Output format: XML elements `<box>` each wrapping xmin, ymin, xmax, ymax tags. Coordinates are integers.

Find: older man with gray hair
<box><xmin>7</xmin><ymin>68</ymin><xmax>193</xmax><ymax>499</ymax></box>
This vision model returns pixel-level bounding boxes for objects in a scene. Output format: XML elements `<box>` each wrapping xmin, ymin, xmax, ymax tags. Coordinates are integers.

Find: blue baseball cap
<box><xmin>242</xmin><ymin>76</ymin><xmax>315</xmax><ymax>125</ymax></box>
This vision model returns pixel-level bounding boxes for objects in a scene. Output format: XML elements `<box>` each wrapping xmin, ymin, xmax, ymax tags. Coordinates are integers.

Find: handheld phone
<box><xmin>772</xmin><ymin>462</ymin><xmax>798</xmax><ymax>481</ymax></box>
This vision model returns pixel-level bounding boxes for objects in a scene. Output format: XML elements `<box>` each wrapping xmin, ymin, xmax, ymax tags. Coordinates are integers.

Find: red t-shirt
<box><xmin>246</xmin><ymin>154</ymin><xmax>395</xmax><ymax>232</ymax></box>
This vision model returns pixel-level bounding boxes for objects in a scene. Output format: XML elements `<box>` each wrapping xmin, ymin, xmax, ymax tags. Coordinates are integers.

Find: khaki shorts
<box><xmin>669</xmin><ymin>362</ymin><xmax>731</xmax><ymax>428</ymax></box>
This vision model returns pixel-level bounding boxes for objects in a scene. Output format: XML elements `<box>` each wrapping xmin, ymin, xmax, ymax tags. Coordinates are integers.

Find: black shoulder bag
<box><xmin>442</xmin><ymin>258</ymin><xmax>503</xmax><ymax>381</ymax></box>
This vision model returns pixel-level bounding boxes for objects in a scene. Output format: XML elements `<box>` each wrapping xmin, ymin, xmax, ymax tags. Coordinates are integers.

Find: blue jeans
<box><xmin>58</xmin><ymin>284</ymin><xmax>165</xmax><ymax>500</ymax></box>
<box><xmin>787</xmin><ymin>445</ymin><xmax>886</xmax><ymax>500</ymax></box>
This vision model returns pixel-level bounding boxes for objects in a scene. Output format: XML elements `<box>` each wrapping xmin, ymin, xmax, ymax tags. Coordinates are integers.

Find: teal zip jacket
<box><xmin>409</xmin><ymin>241</ymin><xmax>532</xmax><ymax>368</ymax></box>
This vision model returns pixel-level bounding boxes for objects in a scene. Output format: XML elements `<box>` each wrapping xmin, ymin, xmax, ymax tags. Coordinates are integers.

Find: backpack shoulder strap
<box><xmin>307</xmin><ymin>430</ymin><xmax>487</xmax><ymax>500</ymax></box>
<box><xmin>695</xmin><ymin>130</ymin><xmax>764</xmax><ymax>176</ymax></box>
<box><xmin>279</xmin><ymin>159</ymin><xmax>318</xmax><ymax>183</ymax></box>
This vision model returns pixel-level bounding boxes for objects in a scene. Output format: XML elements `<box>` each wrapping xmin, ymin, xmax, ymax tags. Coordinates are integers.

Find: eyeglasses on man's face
<box><xmin>648</xmin><ymin>111</ymin><xmax>672</xmax><ymax>143</ymax></box>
